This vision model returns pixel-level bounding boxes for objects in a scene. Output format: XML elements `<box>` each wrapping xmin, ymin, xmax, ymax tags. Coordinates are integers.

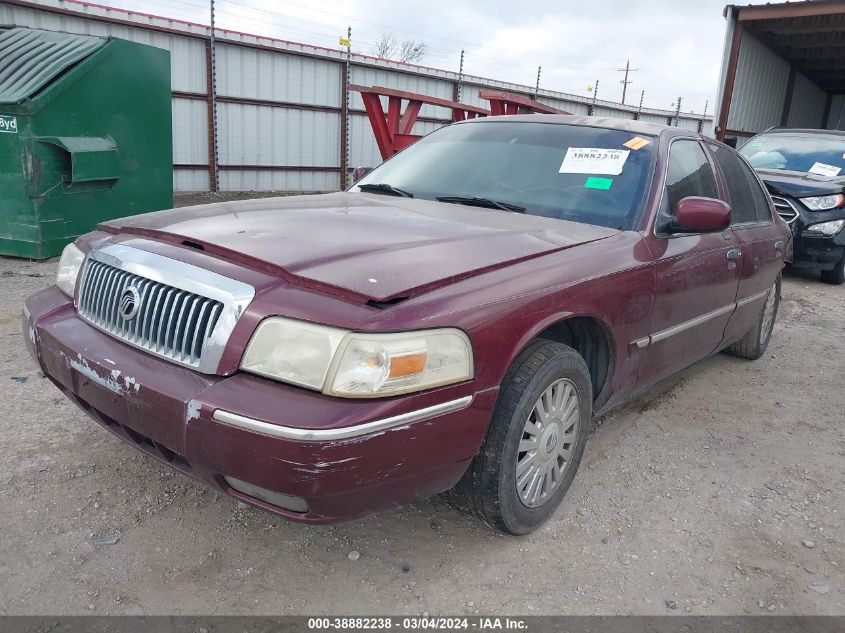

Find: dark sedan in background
<box><xmin>24</xmin><ymin>116</ymin><xmax>790</xmax><ymax>534</ymax></box>
<box><xmin>740</xmin><ymin>128</ymin><xmax>845</xmax><ymax>284</ymax></box>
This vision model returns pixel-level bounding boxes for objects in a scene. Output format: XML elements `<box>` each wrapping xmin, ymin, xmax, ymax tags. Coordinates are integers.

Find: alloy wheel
<box><xmin>515</xmin><ymin>378</ymin><xmax>581</xmax><ymax>508</ymax></box>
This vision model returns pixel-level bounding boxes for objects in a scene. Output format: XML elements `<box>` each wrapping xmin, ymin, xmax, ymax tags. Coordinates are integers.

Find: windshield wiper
<box><xmin>358</xmin><ymin>183</ymin><xmax>414</xmax><ymax>198</ymax></box>
<box><xmin>436</xmin><ymin>196</ymin><xmax>526</xmax><ymax>213</ymax></box>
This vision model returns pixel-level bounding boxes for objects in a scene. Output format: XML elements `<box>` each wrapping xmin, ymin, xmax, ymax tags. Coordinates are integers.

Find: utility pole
<box><xmin>534</xmin><ymin>65</ymin><xmax>541</xmax><ymax>99</ymax></box>
<box><xmin>209</xmin><ymin>0</ymin><xmax>219</xmax><ymax>192</ymax></box>
<box><xmin>589</xmin><ymin>79</ymin><xmax>599</xmax><ymax>116</ymax></box>
<box><xmin>456</xmin><ymin>49</ymin><xmax>465</xmax><ymax>102</ymax></box>
<box><xmin>617</xmin><ymin>59</ymin><xmax>638</xmax><ymax>105</ymax></box>
<box><xmin>634</xmin><ymin>89</ymin><xmax>644</xmax><ymax>121</ymax></box>
<box><xmin>674</xmin><ymin>96</ymin><xmax>682</xmax><ymax>127</ymax></box>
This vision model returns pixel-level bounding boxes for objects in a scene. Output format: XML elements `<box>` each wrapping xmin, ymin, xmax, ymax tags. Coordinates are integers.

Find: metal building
<box><xmin>2</xmin><ymin>0</ymin><xmax>714</xmax><ymax>194</ymax></box>
<box><xmin>715</xmin><ymin>0</ymin><xmax>845</xmax><ymax>145</ymax></box>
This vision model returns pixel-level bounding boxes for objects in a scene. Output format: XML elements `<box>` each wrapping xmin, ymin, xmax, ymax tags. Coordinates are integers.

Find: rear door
<box><xmin>708</xmin><ymin>142</ymin><xmax>784</xmax><ymax>344</ymax></box>
<box><xmin>638</xmin><ymin>138</ymin><xmax>742</xmax><ymax>387</ymax></box>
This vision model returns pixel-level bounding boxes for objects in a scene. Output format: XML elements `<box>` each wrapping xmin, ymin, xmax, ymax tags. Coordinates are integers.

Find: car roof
<box><xmin>457</xmin><ymin>113</ymin><xmax>693</xmax><ymax>138</ymax></box>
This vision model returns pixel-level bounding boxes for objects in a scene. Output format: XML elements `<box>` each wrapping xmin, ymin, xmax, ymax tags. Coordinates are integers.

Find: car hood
<box><xmin>755</xmin><ymin>168</ymin><xmax>845</xmax><ymax>198</ymax></box>
<box><xmin>100</xmin><ymin>192</ymin><xmax>619</xmax><ymax>301</ymax></box>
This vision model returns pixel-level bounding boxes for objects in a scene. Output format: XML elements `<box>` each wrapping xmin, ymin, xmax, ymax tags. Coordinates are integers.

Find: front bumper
<box><xmin>791</xmin><ymin>230</ymin><xmax>845</xmax><ymax>271</ymax></box>
<box><xmin>23</xmin><ymin>286</ymin><xmax>496</xmax><ymax>523</ymax></box>
<box><xmin>780</xmin><ymin>203</ymin><xmax>845</xmax><ymax>271</ymax></box>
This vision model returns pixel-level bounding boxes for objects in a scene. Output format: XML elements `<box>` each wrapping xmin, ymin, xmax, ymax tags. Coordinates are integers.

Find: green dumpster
<box><xmin>0</xmin><ymin>27</ymin><xmax>173</xmax><ymax>259</ymax></box>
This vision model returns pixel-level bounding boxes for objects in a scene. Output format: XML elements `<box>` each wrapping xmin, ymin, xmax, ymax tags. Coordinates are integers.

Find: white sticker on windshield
<box><xmin>808</xmin><ymin>162</ymin><xmax>841</xmax><ymax>178</ymax></box>
<box><xmin>559</xmin><ymin>148</ymin><xmax>630</xmax><ymax>175</ymax></box>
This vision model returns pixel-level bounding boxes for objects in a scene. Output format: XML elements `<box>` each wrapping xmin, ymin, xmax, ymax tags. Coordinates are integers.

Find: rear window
<box><xmin>354</xmin><ymin>121</ymin><xmax>656</xmax><ymax>231</ymax></box>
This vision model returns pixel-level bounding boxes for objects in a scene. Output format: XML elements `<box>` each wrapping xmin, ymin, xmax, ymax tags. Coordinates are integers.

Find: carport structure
<box><xmin>350</xmin><ymin>85</ymin><xmax>490</xmax><ymax>160</ymax></box>
<box><xmin>716</xmin><ymin>0</ymin><xmax>845</xmax><ymax>144</ymax></box>
<box><xmin>351</xmin><ymin>86</ymin><xmax>572</xmax><ymax>160</ymax></box>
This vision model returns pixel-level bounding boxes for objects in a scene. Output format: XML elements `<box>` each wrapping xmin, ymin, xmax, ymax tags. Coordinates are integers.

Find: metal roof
<box><xmin>0</xmin><ymin>27</ymin><xmax>106</xmax><ymax>104</ymax></box>
<box><xmin>728</xmin><ymin>0</ymin><xmax>845</xmax><ymax>92</ymax></box>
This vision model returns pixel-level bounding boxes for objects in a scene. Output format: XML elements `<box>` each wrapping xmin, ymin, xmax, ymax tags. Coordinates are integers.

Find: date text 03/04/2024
<box><xmin>306</xmin><ymin>617</ymin><xmax>528</xmax><ymax>630</ymax></box>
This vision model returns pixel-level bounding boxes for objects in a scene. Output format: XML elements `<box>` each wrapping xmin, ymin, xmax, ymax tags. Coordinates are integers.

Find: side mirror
<box><xmin>673</xmin><ymin>196</ymin><xmax>731</xmax><ymax>233</ymax></box>
<box><xmin>352</xmin><ymin>166</ymin><xmax>373</xmax><ymax>183</ymax></box>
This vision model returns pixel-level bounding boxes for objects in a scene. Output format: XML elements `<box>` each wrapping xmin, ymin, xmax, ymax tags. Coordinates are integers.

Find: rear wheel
<box><xmin>725</xmin><ymin>274</ymin><xmax>780</xmax><ymax>360</ymax></box>
<box><xmin>454</xmin><ymin>340</ymin><xmax>592</xmax><ymax>535</ymax></box>
<box><xmin>820</xmin><ymin>253</ymin><xmax>845</xmax><ymax>285</ymax></box>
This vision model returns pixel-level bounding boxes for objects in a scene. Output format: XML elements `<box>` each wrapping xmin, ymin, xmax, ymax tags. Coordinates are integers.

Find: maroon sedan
<box><xmin>23</xmin><ymin>116</ymin><xmax>790</xmax><ymax>534</ymax></box>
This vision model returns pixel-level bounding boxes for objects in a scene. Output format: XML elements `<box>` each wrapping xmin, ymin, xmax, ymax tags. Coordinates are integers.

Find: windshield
<box><xmin>352</xmin><ymin>121</ymin><xmax>656</xmax><ymax>230</ymax></box>
<box><xmin>740</xmin><ymin>133</ymin><xmax>845</xmax><ymax>177</ymax></box>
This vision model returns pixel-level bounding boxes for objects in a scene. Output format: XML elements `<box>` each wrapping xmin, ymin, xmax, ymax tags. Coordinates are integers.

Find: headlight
<box><xmin>327</xmin><ymin>330</ymin><xmax>474</xmax><ymax>397</ymax></box>
<box><xmin>56</xmin><ymin>243</ymin><xmax>85</xmax><ymax>296</ymax></box>
<box><xmin>241</xmin><ymin>318</ymin><xmax>474</xmax><ymax>398</ymax></box>
<box><xmin>241</xmin><ymin>318</ymin><xmax>347</xmax><ymax>390</ymax></box>
<box><xmin>800</xmin><ymin>194</ymin><xmax>844</xmax><ymax>211</ymax></box>
<box><xmin>804</xmin><ymin>219</ymin><xmax>845</xmax><ymax>236</ymax></box>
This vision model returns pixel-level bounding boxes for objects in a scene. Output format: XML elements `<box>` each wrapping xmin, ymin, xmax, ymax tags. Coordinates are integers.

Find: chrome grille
<box><xmin>78</xmin><ymin>259</ymin><xmax>224</xmax><ymax>368</ymax></box>
<box><xmin>770</xmin><ymin>195</ymin><xmax>799</xmax><ymax>225</ymax></box>
<box><xmin>76</xmin><ymin>244</ymin><xmax>255</xmax><ymax>374</ymax></box>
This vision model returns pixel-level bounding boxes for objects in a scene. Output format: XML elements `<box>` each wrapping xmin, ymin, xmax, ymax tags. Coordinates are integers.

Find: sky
<box><xmin>100</xmin><ymin>0</ymin><xmax>772</xmax><ymax>116</ymax></box>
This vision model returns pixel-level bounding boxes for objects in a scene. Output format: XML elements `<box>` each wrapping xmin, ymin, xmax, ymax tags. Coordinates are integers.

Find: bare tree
<box><xmin>373</xmin><ymin>33</ymin><xmax>427</xmax><ymax>63</ymax></box>
<box><xmin>399</xmin><ymin>39</ymin><xmax>427</xmax><ymax>63</ymax></box>
<box><xmin>373</xmin><ymin>33</ymin><xmax>398</xmax><ymax>59</ymax></box>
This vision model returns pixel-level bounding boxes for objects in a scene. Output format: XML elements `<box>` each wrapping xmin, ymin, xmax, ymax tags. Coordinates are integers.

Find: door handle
<box><xmin>775</xmin><ymin>240</ymin><xmax>784</xmax><ymax>252</ymax></box>
<box><xmin>726</xmin><ymin>248</ymin><xmax>742</xmax><ymax>260</ymax></box>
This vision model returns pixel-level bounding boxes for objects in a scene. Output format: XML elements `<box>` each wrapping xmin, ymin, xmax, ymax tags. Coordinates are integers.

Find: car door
<box><xmin>707</xmin><ymin>142</ymin><xmax>785</xmax><ymax>344</ymax></box>
<box><xmin>638</xmin><ymin>138</ymin><xmax>742</xmax><ymax>387</ymax></box>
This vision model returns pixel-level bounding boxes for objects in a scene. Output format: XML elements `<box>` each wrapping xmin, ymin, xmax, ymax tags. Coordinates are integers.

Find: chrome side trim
<box><xmin>650</xmin><ymin>303</ymin><xmax>736</xmax><ymax>344</ymax></box>
<box><xmin>212</xmin><ymin>396</ymin><xmax>474</xmax><ymax>442</ymax></box>
<box><xmin>633</xmin><ymin>337</ymin><xmax>650</xmax><ymax>350</ymax></box>
<box><xmin>79</xmin><ymin>244</ymin><xmax>255</xmax><ymax>374</ymax></box>
<box><xmin>736</xmin><ymin>288</ymin><xmax>770</xmax><ymax>308</ymax></box>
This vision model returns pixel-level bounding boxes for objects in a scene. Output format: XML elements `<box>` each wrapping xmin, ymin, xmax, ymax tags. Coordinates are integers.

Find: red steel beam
<box><xmin>479</xmin><ymin>90</ymin><xmax>571</xmax><ymax>116</ymax></box>
<box><xmin>351</xmin><ymin>84</ymin><xmax>490</xmax><ymax>160</ymax></box>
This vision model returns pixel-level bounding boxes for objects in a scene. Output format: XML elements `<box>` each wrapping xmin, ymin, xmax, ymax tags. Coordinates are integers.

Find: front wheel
<box><xmin>820</xmin><ymin>253</ymin><xmax>845</xmax><ymax>285</ymax></box>
<box><xmin>454</xmin><ymin>341</ymin><xmax>592</xmax><ymax>535</ymax></box>
<box><xmin>725</xmin><ymin>274</ymin><xmax>781</xmax><ymax>360</ymax></box>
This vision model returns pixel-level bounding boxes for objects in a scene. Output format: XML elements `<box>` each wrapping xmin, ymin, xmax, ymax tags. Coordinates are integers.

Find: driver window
<box><xmin>657</xmin><ymin>140</ymin><xmax>719</xmax><ymax>233</ymax></box>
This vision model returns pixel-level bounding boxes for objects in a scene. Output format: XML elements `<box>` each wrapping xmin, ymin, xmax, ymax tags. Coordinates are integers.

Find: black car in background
<box><xmin>740</xmin><ymin>128</ymin><xmax>845</xmax><ymax>284</ymax></box>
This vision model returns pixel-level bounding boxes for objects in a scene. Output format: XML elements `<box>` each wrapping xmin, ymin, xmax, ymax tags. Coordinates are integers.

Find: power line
<box><xmin>261</xmin><ymin>0</ymin><xmax>629</xmax><ymax>62</ymax></box>
<box><xmin>107</xmin><ymin>0</ymin><xmax>708</xmax><ymax>115</ymax></box>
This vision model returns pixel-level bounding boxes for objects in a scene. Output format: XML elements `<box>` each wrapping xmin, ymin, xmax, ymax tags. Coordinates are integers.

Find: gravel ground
<box><xmin>0</xmin><ymin>245</ymin><xmax>843</xmax><ymax>616</ymax></box>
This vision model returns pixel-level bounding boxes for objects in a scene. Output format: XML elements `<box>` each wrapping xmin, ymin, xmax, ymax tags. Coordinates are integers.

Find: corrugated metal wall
<box><xmin>726</xmin><ymin>32</ymin><xmax>790</xmax><ymax>133</ymax></box>
<box><xmin>1</xmin><ymin>0</ymin><xmax>712</xmax><ymax>193</ymax></box>
<box><xmin>827</xmin><ymin>95</ymin><xmax>845</xmax><ymax>130</ymax></box>
<box><xmin>787</xmin><ymin>71</ymin><xmax>827</xmax><ymax>129</ymax></box>
<box><xmin>218</xmin><ymin>44</ymin><xmax>341</xmax><ymax>106</ymax></box>
<box><xmin>716</xmin><ymin>11</ymin><xmax>834</xmax><ymax>138</ymax></box>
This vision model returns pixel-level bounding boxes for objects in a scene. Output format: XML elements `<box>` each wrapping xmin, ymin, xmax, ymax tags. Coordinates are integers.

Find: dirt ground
<box><xmin>0</xmin><ymin>231</ymin><xmax>843</xmax><ymax>615</ymax></box>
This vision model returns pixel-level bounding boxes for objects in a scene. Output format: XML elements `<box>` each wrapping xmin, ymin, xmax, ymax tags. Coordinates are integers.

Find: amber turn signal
<box><xmin>389</xmin><ymin>352</ymin><xmax>428</xmax><ymax>378</ymax></box>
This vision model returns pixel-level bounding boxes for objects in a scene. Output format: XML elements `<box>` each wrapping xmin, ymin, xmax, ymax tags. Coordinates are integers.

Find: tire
<box><xmin>454</xmin><ymin>340</ymin><xmax>592</xmax><ymax>535</ymax></box>
<box><xmin>820</xmin><ymin>254</ymin><xmax>845</xmax><ymax>285</ymax></box>
<box><xmin>725</xmin><ymin>274</ymin><xmax>781</xmax><ymax>360</ymax></box>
